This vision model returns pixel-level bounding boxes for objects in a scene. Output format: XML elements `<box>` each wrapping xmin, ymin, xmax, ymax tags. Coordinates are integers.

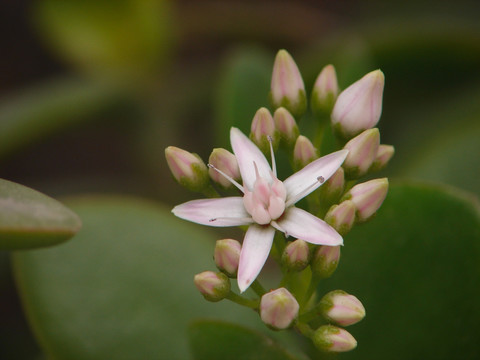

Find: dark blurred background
<box><xmin>1</xmin><ymin>0</ymin><xmax>480</xmax><ymax>358</ymax></box>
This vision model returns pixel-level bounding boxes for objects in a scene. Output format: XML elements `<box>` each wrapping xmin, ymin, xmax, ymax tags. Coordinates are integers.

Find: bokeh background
<box><xmin>1</xmin><ymin>1</ymin><xmax>479</xmax><ymax>359</ymax></box>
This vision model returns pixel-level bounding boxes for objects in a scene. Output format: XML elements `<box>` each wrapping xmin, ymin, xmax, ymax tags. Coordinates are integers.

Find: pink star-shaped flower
<box><xmin>173</xmin><ymin>128</ymin><xmax>348</xmax><ymax>292</ymax></box>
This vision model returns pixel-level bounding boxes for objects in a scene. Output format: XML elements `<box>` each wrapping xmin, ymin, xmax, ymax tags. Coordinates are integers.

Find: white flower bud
<box><xmin>320</xmin><ymin>290</ymin><xmax>366</xmax><ymax>326</ymax></box>
<box><xmin>260</xmin><ymin>288</ymin><xmax>299</xmax><ymax>330</ymax></box>
<box><xmin>165</xmin><ymin>146</ymin><xmax>209</xmax><ymax>192</ymax></box>
<box><xmin>313</xmin><ymin>325</ymin><xmax>357</xmax><ymax>352</ymax></box>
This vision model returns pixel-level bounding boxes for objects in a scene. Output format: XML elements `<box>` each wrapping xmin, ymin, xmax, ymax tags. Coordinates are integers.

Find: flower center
<box><xmin>243</xmin><ymin>163</ymin><xmax>287</xmax><ymax>225</ymax></box>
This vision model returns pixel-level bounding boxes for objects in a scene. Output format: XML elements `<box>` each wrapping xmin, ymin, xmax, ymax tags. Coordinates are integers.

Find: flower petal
<box><xmin>230</xmin><ymin>127</ymin><xmax>272</xmax><ymax>191</ymax></box>
<box><xmin>276</xmin><ymin>207</ymin><xmax>343</xmax><ymax>246</ymax></box>
<box><xmin>172</xmin><ymin>197</ymin><xmax>252</xmax><ymax>227</ymax></box>
<box><xmin>237</xmin><ymin>224</ymin><xmax>275</xmax><ymax>292</ymax></box>
<box><xmin>284</xmin><ymin>149</ymin><xmax>348</xmax><ymax>205</ymax></box>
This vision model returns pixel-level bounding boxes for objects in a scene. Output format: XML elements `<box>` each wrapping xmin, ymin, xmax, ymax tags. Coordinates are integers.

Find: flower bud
<box><xmin>270</xmin><ymin>49</ymin><xmax>306</xmax><ymax>118</ymax></box>
<box><xmin>281</xmin><ymin>239</ymin><xmax>310</xmax><ymax>272</ymax></box>
<box><xmin>342</xmin><ymin>178</ymin><xmax>389</xmax><ymax>222</ymax></box>
<box><xmin>311</xmin><ymin>64</ymin><xmax>339</xmax><ymax>118</ymax></box>
<box><xmin>318</xmin><ymin>167</ymin><xmax>345</xmax><ymax>205</ymax></box>
<box><xmin>260</xmin><ymin>287</ymin><xmax>299</xmax><ymax>330</ymax></box>
<box><xmin>273</xmin><ymin>107</ymin><xmax>299</xmax><ymax>148</ymax></box>
<box><xmin>331</xmin><ymin>70</ymin><xmax>385</xmax><ymax>139</ymax></box>
<box><xmin>208</xmin><ymin>148</ymin><xmax>241</xmax><ymax>189</ymax></box>
<box><xmin>313</xmin><ymin>325</ymin><xmax>357</xmax><ymax>352</ymax></box>
<box><xmin>311</xmin><ymin>245</ymin><xmax>340</xmax><ymax>279</ymax></box>
<box><xmin>165</xmin><ymin>146</ymin><xmax>209</xmax><ymax>192</ymax></box>
<box><xmin>319</xmin><ymin>290</ymin><xmax>366</xmax><ymax>326</ymax></box>
<box><xmin>293</xmin><ymin>135</ymin><xmax>318</xmax><ymax>170</ymax></box>
<box><xmin>214</xmin><ymin>239</ymin><xmax>241</xmax><ymax>277</ymax></box>
<box><xmin>370</xmin><ymin>144</ymin><xmax>395</xmax><ymax>172</ymax></box>
<box><xmin>325</xmin><ymin>200</ymin><xmax>356</xmax><ymax>236</ymax></box>
<box><xmin>250</xmin><ymin>107</ymin><xmax>277</xmax><ymax>155</ymax></box>
<box><xmin>193</xmin><ymin>271</ymin><xmax>230</xmax><ymax>302</ymax></box>
<box><xmin>342</xmin><ymin>128</ymin><xmax>380</xmax><ymax>179</ymax></box>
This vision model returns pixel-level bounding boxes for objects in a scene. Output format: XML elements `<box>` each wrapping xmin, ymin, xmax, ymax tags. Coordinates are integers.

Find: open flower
<box><xmin>172</xmin><ymin>128</ymin><xmax>348</xmax><ymax>292</ymax></box>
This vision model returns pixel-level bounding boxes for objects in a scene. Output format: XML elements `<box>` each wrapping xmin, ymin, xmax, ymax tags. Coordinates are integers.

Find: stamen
<box><xmin>208</xmin><ymin>163</ymin><xmax>244</xmax><ymax>193</ymax></box>
<box><xmin>267</xmin><ymin>135</ymin><xmax>277</xmax><ymax>177</ymax></box>
<box><xmin>285</xmin><ymin>176</ymin><xmax>325</xmax><ymax>207</ymax></box>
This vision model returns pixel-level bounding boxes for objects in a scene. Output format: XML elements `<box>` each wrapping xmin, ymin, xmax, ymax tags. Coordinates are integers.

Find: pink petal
<box><xmin>230</xmin><ymin>127</ymin><xmax>272</xmax><ymax>191</ymax></box>
<box><xmin>283</xmin><ymin>149</ymin><xmax>348</xmax><ymax>205</ymax></box>
<box><xmin>172</xmin><ymin>197</ymin><xmax>252</xmax><ymax>227</ymax></box>
<box><xmin>237</xmin><ymin>224</ymin><xmax>275</xmax><ymax>292</ymax></box>
<box><xmin>276</xmin><ymin>207</ymin><xmax>343</xmax><ymax>246</ymax></box>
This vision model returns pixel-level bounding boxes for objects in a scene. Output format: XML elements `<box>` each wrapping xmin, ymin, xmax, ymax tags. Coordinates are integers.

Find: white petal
<box><xmin>237</xmin><ymin>225</ymin><xmax>275</xmax><ymax>292</ymax></box>
<box><xmin>230</xmin><ymin>127</ymin><xmax>272</xmax><ymax>191</ymax></box>
<box><xmin>284</xmin><ymin>149</ymin><xmax>348</xmax><ymax>205</ymax></box>
<box><xmin>172</xmin><ymin>197</ymin><xmax>252</xmax><ymax>227</ymax></box>
<box><xmin>276</xmin><ymin>207</ymin><xmax>343</xmax><ymax>246</ymax></box>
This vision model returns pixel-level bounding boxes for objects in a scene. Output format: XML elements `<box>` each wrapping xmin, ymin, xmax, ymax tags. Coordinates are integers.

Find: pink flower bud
<box><xmin>193</xmin><ymin>271</ymin><xmax>230</xmax><ymax>302</ymax></box>
<box><xmin>344</xmin><ymin>178</ymin><xmax>389</xmax><ymax>222</ymax></box>
<box><xmin>311</xmin><ymin>64</ymin><xmax>339</xmax><ymax>117</ymax></box>
<box><xmin>343</xmin><ymin>128</ymin><xmax>380</xmax><ymax>179</ymax></box>
<box><xmin>260</xmin><ymin>287</ymin><xmax>299</xmax><ymax>330</ymax></box>
<box><xmin>319</xmin><ymin>167</ymin><xmax>345</xmax><ymax>204</ymax></box>
<box><xmin>270</xmin><ymin>49</ymin><xmax>306</xmax><ymax>118</ymax></box>
<box><xmin>273</xmin><ymin>107</ymin><xmax>299</xmax><ymax>147</ymax></box>
<box><xmin>331</xmin><ymin>70</ymin><xmax>385</xmax><ymax>139</ymax></box>
<box><xmin>320</xmin><ymin>290</ymin><xmax>366</xmax><ymax>326</ymax></box>
<box><xmin>281</xmin><ymin>239</ymin><xmax>310</xmax><ymax>272</ymax></box>
<box><xmin>311</xmin><ymin>245</ymin><xmax>341</xmax><ymax>279</ymax></box>
<box><xmin>165</xmin><ymin>146</ymin><xmax>209</xmax><ymax>192</ymax></box>
<box><xmin>370</xmin><ymin>144</ymin><xmax>395</xmax><ymax>172</ymax></box>
<box><xmin>208</xmin><ymin>148</ymin><xmax>241</xmax><ymax>188</ymax></box>
<box><xmin>250</xmin><ymin>107</ymin><xmax>277</xmax><ymax>154</ymax></box>
<box><xmin>214</xmin><ymin>239</ymin><xmax>241</xmax><ymax>277</ymax></box>
<box><xmin>313</xmin><ymin>325</ymin><xmax>357</xmax><ymax>352</ymax></box>
<box><xmin>293</xmin><ymin>135</ymin><xmax>318</xmax><ymax>170</ymax></box>
<box><xmin>325</xmin><ymin>200</ymin><xmax>356</xmax><ymax>236</ymax></box>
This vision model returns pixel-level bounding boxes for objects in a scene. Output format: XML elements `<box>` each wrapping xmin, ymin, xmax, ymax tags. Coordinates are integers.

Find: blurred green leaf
<box><xmin>214</xmin><ymin>47</ymin><xmax>272</xmax><ymax>147</ymax></box>
<box><xmin>189</xmin><ymin>320</ymin><xmax>308</xmax><ymax>360</ymax></box>
<box><xmin>0</xmin><ymin>77</ymin><xmax>125</xmax><ymax>158</ymax></box>
<box><xmin>12</xmin><ymin>196</ymin><xmax>264</xmax><ymax>360</ymax></box>
<box><xmin>34</xmin><ymin>0</ymin><xmax>174</xmax><ymax>79</ymax></box>
<box><xmin>0</xmin><ymin>179</ymin><xmax>81</xmax><ymax>250</ymax></box>
<box><xmin>317</xmin><ymin>182</ymin><xmax>480</xmax><ymax>360</ymax></box>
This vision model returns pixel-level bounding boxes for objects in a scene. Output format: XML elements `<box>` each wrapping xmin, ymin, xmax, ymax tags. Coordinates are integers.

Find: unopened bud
<box><xmin>319</xmin><ymin>290</ymin><xmax>366</xmax><ymax>326</ymax></box>
<box><xmin>331</xmin><ymin>70</ymin><xmax>385</xmax><ymax>139</ymax></box>
<box><xmin>193</xmin><ymin>271</ymin><xmax>230</xmax><ymax>302</ymax></box>
<box><xmin>214</xmin><ymin>239</ymin><xmax>241</xmax><ymax>277</ymax></box>
<box><xmin>325</xmin><ymin>201</ymin><xmax>356</xmax><ymax>236</ymax></box>
<box><xmin>208</xmin><ymin>148</ymin><xmax>241</xmax><ymax>189</ymax></box>
<box><xmin>281</xmin><ymin>239</ymin><xmax>310</xmax><ymax>272</ymax></box>
<box><xmin>319</xmin><ymin>167</ymin><xmax>345</xmax><ymax>204</ymax></box>
<box><xmin>343</xmin><ymin>178</ymin><xmax>389</xmax><ymax>222</ymax></box>
<box><xmin>270</xmin><ymin>49</ymin><xmax>306</xmax><ymax>118</ymax></box>
<box><xmin>311</xmin><ymin>64</ymin><xmax>339</xmax><ymax>118</ymax></box>
<box><xmin>293</xmin><ymin>135</ymin><xmax>318</xmax><ymax>170</ymax></box>
<box><xmin>273</xmin><ymin>107</ymin><xmax>299</xmax><ymax>147</ymax></box>
<box><xmin>311</xmin><ymin>245</ymin><xmax>340</xmax><ymax>279</ymax></box>
<box><xmin>250</xmin><ymin>107</ymin><xmax>277</xmax><ymax>154</ymax></box>
<box><xmin>260</xmin><ymin>287</ymin><xmax>299</xmax><ymax>330</ymax></box>
<box><xmin>370</xmin><ymin>144</ymin><xmax>395</xmax><ymax>172</ymax></box>
<box><xmin>165</xmin><ymin>146</ymin><xmax>209</xmax><ymax>192</ymax></box>
<box><xmin>343</xmin><ymin>128</ymin><xmax>380</xmax><ymax>179</ymax></box>
<box><xmin>313</xmin><ymin>325</ymin><xmax>357</xmax><ymax>352</ymax></box>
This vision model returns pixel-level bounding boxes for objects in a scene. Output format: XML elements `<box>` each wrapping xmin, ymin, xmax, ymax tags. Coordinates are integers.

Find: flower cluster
<box><xmin>166</xmin><ymin>50</ymin><xmax>393</xmax><ymax>353</ymax></box>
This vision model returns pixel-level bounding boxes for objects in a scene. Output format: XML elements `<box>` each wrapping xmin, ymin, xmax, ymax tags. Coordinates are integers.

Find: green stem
<box><xmin>299</xmin><ymin>303</ymin><xmax>322</xmax><ymax>323</ymax></box>
<box><xmin>226</xmin><ymin>292</ymin><xmax>259</xmax><ymax>309</ymax></box>
<box><xmin>300</xmin><ymin>273</ymin><xmax>321</xmax><ymax>309</ymax></box>
<box><xmin>294</xmin><ymin>322</ymin><xmax>315</xmax><ymax>338</ymax></box>
<box><xmin>250</xmin><ymin>279</ymin><xmax>266</xmax><ymax>297</ymax></box>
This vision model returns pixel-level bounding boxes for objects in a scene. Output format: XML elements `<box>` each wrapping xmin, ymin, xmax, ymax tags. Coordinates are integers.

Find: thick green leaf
<box><xmin>12</xmin><ymin>196</ymin><xmax>262</xmax><ymax>360</ymax></box>
<box><xmin>316</xmin><ymin>182</ymin><xmax>480</xmax><ymax>360</ymax></box>
<box><xmin>0</xmin><ymin>179</ymin><xmax>81</xmax><ymax>250</ymax></box>
<box><xmin>0</xmin><ymin>77</ymin><xmax>124</xmax><ymax>158</ymax></box>
<box><xmin>214</xmin><ymin>47</ymin><xmax>272</xmax><ymax>147</ymax></box>
<box><xmin>189</xmin><ymin>320</ymin><xmax>307</xmax><ymax>360</ymax></box>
